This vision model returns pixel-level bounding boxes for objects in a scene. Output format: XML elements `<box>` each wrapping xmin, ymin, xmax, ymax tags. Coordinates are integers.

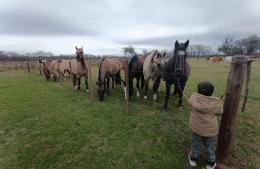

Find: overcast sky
<box><xmin>0</xmin><ymin>0</ymin><xmax>259</xmax><ymax>55</ymax></box>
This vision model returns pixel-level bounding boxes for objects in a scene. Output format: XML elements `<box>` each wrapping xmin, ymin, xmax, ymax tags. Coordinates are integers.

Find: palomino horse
<box><xmin>161</xmin><ymin>40</ymin><xmax>190</xmax><ymax>111</ymax></box>
<box><xmin>70</xmin><ymin>47</ymin><xmax>89</xmax><ymax>91</ymax></box>
<box><xmin>128</xmin><ymin>55</ymin><xmax>145</xmax><ymax>99</ymax></box>
<box><xmin>209</xmin><ymin>56</ymin><xmax>224</xmax><ymax>63</ymax></box>
<box><xmin>96</xmin><ymin>58</ymin><xmax>125</xmax><ymax>101</ymax></box>
<box><xmin>143</xmin><ymin>50</ymin><xmax>166</xmax><ymax>101</ymax></box>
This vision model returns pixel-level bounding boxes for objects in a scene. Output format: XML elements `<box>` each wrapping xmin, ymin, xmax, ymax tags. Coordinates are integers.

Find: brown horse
<box><xmin>96</xmin><ymin>58</ymin><xmax>125</xmax><ymax>101</ymax></box>
<box><xmin>209</xmin><ymin>56</ymin><xmax>224</xmax><ymax>63</ymax></box>
<box><xmin>50</xmin><ymin>59</ymin><xmax>72</xmax><ymax>85</ymax></box>
<box><xmin>43</xmin><ymin>59</ymin><xmax>59</xmax><ymax>81</ymax></box>
<box><xmin>70</xmin><ymin>47</ymin><xmax>89</xmax><ymax>91</ymax></box>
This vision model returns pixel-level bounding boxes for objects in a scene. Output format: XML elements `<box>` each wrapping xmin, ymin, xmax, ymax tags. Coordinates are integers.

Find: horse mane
<box><xmin>80</xmin><ymin>56</ymin><xmax>87</xmax><ymax>70</ymax></box>
<box><xmin>98</xmin><ymin>58</ymin><xmax>106</xmax><ymax>82</ymax></box>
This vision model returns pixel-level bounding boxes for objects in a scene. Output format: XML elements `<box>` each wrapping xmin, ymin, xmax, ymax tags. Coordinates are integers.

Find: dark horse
<box><xmin>128</xmin><ymin>55</ymin><xmax>145</xmax><ymax>99</ymax></box>
<box><xmin>161</xmin><ymin>40</ymin><xmax>190</xmax><ymax>111</ymax></box>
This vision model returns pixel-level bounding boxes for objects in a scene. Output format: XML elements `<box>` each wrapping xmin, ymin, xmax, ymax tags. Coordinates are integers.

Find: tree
<box><xmin>122</xmin><ymin>45</ymin><xmax>136</xmax><ymax>56</ymax></box>
<box><xmin>245</xmin><ymin>34</ymin><xmax>260</xmax><ymax>54</ymax></box>
<box><xmin>218</xmin><ymin>35</ymin><xmax>260</xmax><ymax>55</ymax></box>
<box><xmin>218</xmin><ymin>36</ymin><xmax>234</xmax><ymax>56</ymax></box>
<box><xmin>189</xmin><ymin>44</ymin><xmax>213</xmax><ymax>58</ymax></box>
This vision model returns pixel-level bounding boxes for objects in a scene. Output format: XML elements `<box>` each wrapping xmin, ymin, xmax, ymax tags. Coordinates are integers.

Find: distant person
<box><xmin>188</xmin><ymin>81</ymin><xmax>223</xmax><ymax>169</ymax></box>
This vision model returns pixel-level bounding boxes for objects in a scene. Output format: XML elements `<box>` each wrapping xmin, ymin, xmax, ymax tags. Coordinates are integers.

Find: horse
<box><xmin>52</xmin><ymin>59</ymin><xmax>71</xmax><ymax>85</ymax></box>
<box><xmin>224</xmin><ymin>56</ymin><xmax>233</xmax><ymax>64</ymax></box>
<box><xmin>128</xmin><ymin>55</ymin><xmax>145</xmax><ymax>99</ymax></box>
<box><xmin>43</xmin><ymin>59</ymin><xmax>59</xmax><ymax>81</ymax></box>
<box><xmin>143</xmin><ymin>50</ymin><xmax>166</xmax><ymax>101</ymax></box>
<box><xmin>209</xmin><ymin>56</ymin><xmax>224</xmax><ymax>63</ymax></box>
<box><xmin>96</xmin><ymin>58</ymin><xmax>125</xmax><ymax>101</ymax></box>
<box><xmin>70</xmin><ymin>47</ymin><xmax>89</xmax><ymax>91</ymax></box>
<box><xmin>160</xmin><ymin>40</ymin><xmax>190</xmax><ymax>111</ymax></box>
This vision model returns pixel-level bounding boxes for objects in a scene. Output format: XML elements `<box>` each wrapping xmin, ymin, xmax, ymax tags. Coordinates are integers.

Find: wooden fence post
<box><xmin>216</xmin><ymin>55</ymin><xmax>248</xmax><ymax>168</ymax></box>
<box><xmin>241</xmin><ymin>60</ymin><xmax>253</xmax><ymax>112</ymax></box>
<box><xmin>124</xmin><ymin>60</ymin><xmax>129</xmax><ymax>113</ymax></box>
<box><xmin>27</xmin><ymin>62</ymin><xmax>30</xmax><ymax>73</ymax></box>
<box><xmin>87</xmin><ymin>60</ymin><xmax>94</xmax><ymax>98</ymax></box>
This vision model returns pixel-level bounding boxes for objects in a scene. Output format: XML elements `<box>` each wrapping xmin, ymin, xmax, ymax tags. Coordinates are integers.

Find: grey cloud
<box><xmin>0</xmin><ymin>0</ymin><xmax>259</xmax><ymax>54</ymax></box>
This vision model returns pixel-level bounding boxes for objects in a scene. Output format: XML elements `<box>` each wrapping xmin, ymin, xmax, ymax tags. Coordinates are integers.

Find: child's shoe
<box><xmin>188</xmin><ymin>155</ymin><xmax>197</xmax><ymax>167</ymax></box>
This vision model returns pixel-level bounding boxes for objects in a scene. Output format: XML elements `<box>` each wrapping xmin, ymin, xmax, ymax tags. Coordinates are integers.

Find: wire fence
<box><xmin>1</xmin><ymin>57</ymin><xmax>256</xmax><ymax>168</ymax></box>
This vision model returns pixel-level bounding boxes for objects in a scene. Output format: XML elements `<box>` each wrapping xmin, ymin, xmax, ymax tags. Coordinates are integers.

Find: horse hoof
<box><xmin>144</xmin><ymin>96</ymin><xmax>148</xmax><ymax>100</ymax></box>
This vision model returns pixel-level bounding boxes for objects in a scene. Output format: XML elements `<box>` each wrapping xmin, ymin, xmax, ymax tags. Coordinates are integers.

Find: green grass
<box><xmin>0</xmin><ymin>59</ymin><xmax>259</xmax><ymax>169</ymax></box>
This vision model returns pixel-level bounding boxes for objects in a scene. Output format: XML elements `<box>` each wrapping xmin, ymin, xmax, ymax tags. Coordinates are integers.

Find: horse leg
<box><xmin>129</xmin><ymin>76</ymin><xmax>134</xmax><ymax>98</ymax></box>
<box><xmin>136</xmin><ymin>77</ymin><xmax>140</xmax><ymax>97</ymax></box>
<box><xmin>77</xmin><ymin>77</ymin><xmax>81</xmax><ymax>90</ymax></box>
<box><xmin>152</xmin><ymin>76</ymin><xmax>161</xmax><ymax>101</ymax></box>
<box><xmin>107</xmin><ymin>78</ymin><xmax>110</xmax><ymax>94</ymax></box>
<box><xmin>141</xmin><ymin>74</ymin><xmax>145</xmax><ymax>89</ymax></box>
<box><xmin>85</xmin><ymin>77</ymin><xmax>89</xmax><ymax>93</ymax></box>
<box><xmin>59</xmin><ymin>72</ymin><xmax>63</xmax><ymax>86</ymax></box>
<box><xmin>72</xmin><ymin>74</ymin><xmax>77</xmax><ymax>89</ymax></box>
<box><xmin>172</xmin><ymin>85</ymin><xmax>178</xmax><ymax>96</ymax></box>
<box><xmin>112</xmin><ymin>76</ymin><xmax>115</xmax><ymax>89</ymax></box>
<box><xmin>163</xmin><ymin>82</ymin><xmax>171</xmax><ymax>111</ymax></box>
<box><xmin>144</xmin><ymin>79</ymin><xmax>149</xmax><ymax>99</ymax></box>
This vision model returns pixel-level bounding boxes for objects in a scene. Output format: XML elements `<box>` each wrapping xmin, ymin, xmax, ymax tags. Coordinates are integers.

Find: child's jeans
<box><xmin>190</xmin><ymin>132</ymin><xmax>216</xmax><ymax>163</ymax></box>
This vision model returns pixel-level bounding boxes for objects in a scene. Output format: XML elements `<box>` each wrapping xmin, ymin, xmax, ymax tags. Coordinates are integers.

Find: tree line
<box><xmin>218</xmin><ymin>34</ymin><xmax>260</xmax><ymax>56</ymax></box>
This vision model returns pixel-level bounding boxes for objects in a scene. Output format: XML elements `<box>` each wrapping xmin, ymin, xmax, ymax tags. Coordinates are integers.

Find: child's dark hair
<box><xmin>197</xmin><ymin>81</ymin><xmax>214</xmax><ymax>96</ymax></box>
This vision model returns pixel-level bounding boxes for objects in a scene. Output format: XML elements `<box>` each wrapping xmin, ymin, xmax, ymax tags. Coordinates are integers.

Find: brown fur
<box><xmin>209</xmin><ymin>56</ymin><xmax>224</xmax><ymax>63</ymax></box>
<box><xmin>97</xmin><ymin>58</ymin><xmax>125</xmax><ymax>101</ymax></box>
<box><xmin>71</xmin><ymin>47</ymin><xmax>89</xmax><ymax>91</ymax></box>
<box><xmin>43</xmin><ymin>59</ymin><xmax>59</xmax><ymax>81</ymax></box>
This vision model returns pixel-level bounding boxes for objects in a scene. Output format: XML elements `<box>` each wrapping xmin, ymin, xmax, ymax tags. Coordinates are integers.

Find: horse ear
<box><xmin>75</xmin><ymin>46</ymin><xmax>78</xmax><ymax>50</ymax></box>
<box><xmin>162</xmin><ymin>52</ymin><xmax>166</xmax><ymax>57</ymax></box>
<box><xmin>175</xmin><ymin>40</ymin><xmax>179</xmax><ymax>48</ymax></box>
<box><xmin>184</xmin><ymin>40</ymin><xmax>189</xmax><ymax>48</ymax></box>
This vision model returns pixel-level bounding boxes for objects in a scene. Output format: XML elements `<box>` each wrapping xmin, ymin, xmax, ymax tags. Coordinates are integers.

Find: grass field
<box><xmin>0</xmin><ymin>59</ymin><xmax>259</xmax><ymax>169</ymax></box>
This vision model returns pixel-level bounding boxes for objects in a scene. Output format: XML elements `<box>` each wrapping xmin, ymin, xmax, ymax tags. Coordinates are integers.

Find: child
<box><xmin>188</xmin><ymin>81</ymin><xmax>223</xmax><ymax>169</ymax></box>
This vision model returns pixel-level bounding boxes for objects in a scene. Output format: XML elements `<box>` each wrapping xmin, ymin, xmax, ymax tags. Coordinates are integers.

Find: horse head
<box><xmin>151</xmin><ymin>50</ymin><xmax>166</xmax><ymax>70</ymax></box>
<box><xmin>173</xmin><ymin>40</ymin><xmax>189</xmax><ymax>76</ymax></box>
<box><xmin>75</xmin><ymin>46</ymin><xmax>84</xmax><ymax>61</ymax></box>
<box><xmin>96</xmin><ymin>81</ymin><xmax>105</xmax><ymax>101</ymax></box>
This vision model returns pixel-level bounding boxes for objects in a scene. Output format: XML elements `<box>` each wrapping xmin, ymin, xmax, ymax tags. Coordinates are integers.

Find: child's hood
<box><xmin>189</xmin><ymin>93</ymin><xmax>223</xmax><ymax>114</ymax></box>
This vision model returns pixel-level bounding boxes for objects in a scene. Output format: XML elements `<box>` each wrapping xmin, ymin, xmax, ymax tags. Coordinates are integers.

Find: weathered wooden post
<box><xmin>124</xmin><ymin>60</ymin><xmax>129</xmax><ymax>113</ymax></box>
<box><xmin>216</xmin><ymin>55</ymin><xmax>249</xmax><ymax>168</ymax></box>
<box><xmin>26</xmin><ymin>62</ymin><xmax>30</xmax><ymax>73</ymax></box>
<box><xmin>241</xmin><ymin>60</ymin><xmax>253</xmax><ymax>112</ymax></box>
<box><xmin>87</xmin><ymin>60</ymin><xmax>94</xmax><ymax>98</ymax></box>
